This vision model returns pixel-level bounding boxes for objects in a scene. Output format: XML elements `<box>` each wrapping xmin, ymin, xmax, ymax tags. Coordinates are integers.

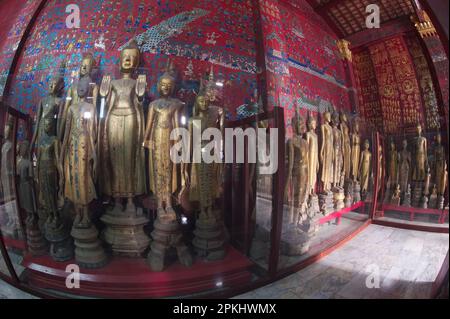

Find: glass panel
<box><xmin>375</xmin><ymin>118</ymin><xmax>449</xmax><ymax>229</ymax></box>
<box><xmin>278</xmin><ymin>112</ymin><xmax>372</xmax><ymax>270</ymax></box>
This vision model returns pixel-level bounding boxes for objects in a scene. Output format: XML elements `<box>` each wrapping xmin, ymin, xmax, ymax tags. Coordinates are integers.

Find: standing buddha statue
<box><xmin>332</xmin><ymin>112</ymin><xmax>343</xmax><ymax>188</ymax></box>
<box><xmin>433</xmin><ymin>133</ymin><xmax>448</xmax><ymax>197</ymax></box>
<box><xmin>340</xmin><ymin>112</ymin><xmax>351</xmax><ymax>181</ymax></box>
<box><xmin>387</xmin><ymin>138</ymin><xmax>399</xmax><ymax>187</ymax></box>
<box><xmin>187</xmin><ymin>93</ymin><xmax>226</xmax><ymax>260</ymax></box>
<box><xmin>99</xmin><ymin>40</ymin><xmax>150</xmax><ymax>257</ymax></box>
<box><xmin>60</xmin><ymin>78</ymin><xmax>107</xmax><ymax>268</ymax></box>
<box><xmin>284</xmin><ymin>111</ymin><xmax>309</xmax><ymax>225</ymax></box>
<box><xmin>144</xmin><ymin>61</ymin><xmax>192</xmax><ymax>271</ymax></box>
<box><xmin>320</xmin><ymin>111</ymin><xmax>334</xmax><ymax>193</ymax></box>
<box><xmin>350</xmin><ymin>117</ymin><xmax>361</xmax><ymax>182</ymax></box>
<box><xmin>359</xmin><ymin>139</ymin><xmax>372</xmax><ymax>194</ymax></box>
<box><xmin>306</xmin><ymin>113</ymin><xmax>319</xmax><ymax>195</ymax></box>
<box><xmin>413</xmin><ymin>123</ymin><xmax>428</xmax><ymax>182</ymax></box>
<box><xmin>398</xmin><ymin>139</ymin><xmax>412</xmax><ymax>194</ymax></box>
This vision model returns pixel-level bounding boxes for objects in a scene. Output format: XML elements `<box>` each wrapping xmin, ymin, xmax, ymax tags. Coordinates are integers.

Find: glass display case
<box><xmin>0</xmin><ymin>0</ymin><xmax>447</xmax><ymax>299</ymax></box>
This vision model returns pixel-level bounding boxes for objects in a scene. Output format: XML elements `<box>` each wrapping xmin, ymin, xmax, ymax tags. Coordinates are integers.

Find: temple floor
<box><xmin>1</xmin><ymin>224</ymin><xmax>448</xmax><ymax>299</ymax></box>
<box><xmin>235</xmin><ymin>224</ymin><xmax>448</xmax><ymax>299</ymax></box>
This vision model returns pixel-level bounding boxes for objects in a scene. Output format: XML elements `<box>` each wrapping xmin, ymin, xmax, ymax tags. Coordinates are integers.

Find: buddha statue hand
<box><xmin>99</xmin><ymin>75</ymin><xmax>111</xmax><ymax>98</ymax></box>
<box><xmin>136</xmin><ymin>74</ymin><xmax>147</xmax><ymax>100</ymax></box>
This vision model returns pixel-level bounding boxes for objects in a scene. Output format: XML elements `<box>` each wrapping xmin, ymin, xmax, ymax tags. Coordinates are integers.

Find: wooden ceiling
<box><xmin>302</xmin><ymin>0</ymin><xmax>417</xmax><ymax>37</ymax></box>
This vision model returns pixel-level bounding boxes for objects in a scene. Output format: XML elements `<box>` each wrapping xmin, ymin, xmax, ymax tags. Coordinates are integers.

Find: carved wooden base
<box><xmin>319</xmin><ymin>191</ymin><xmax>334</xmax><ymax>216</ymax></box>
<box><xmin>71</xmin><ymin>223</ymin><xmax>108</xmax><ymax>269</ymax></box>
<box><xmin>429</xmin><ymin>194</ymin><xmax>438</xmax><ymax>209</ymax></box>
<box><xmin>147</xmin><ymin>218</ymin><xmax>192</xmax><ymax>272</ymax></box>
<box><xmin>344</xmin><ymin>181</ymin><xmax>353</xmax><ymax>208</ymax></box>
<box><xmin>333</xmin><ymin>187</ymin><xmax>345</xmax><ymax>211</ymax></box>
<box><xmin>420</xmin><ymin>196</ymin><xmax>429</xmax><ymax>209</ymax></box>
<box><xmin>26</xmin><ymin>217</ymin><xmax>48</xmax><ymax>256</ymax></box>
<box><xmin>307</xmin><ymin>194</ymin><xmax>320</xmax><ymax>217</ymax></box>
<box><xmin>353</xmin><ymin>182</ymin><xmax>361</xmax><ymax>203</ymax></box>
<box><xmin>412</xmin><ymin>183</ymin><xmax>423</xmax><ymax>207</ymax></box>
<box><xmin>193</xmin><ymin>215</ymin><xmax>226</xmax><ymax>261</ymax></box>
<box><xmin>437</xmin><ymin>196</ymin><xmax>445</xmax><ymax>210</ymax></box>
<box><xmin>45</xmin><ymin>220</ymin><xmax>74</xmax><ymax>262</ymax></box>
<box><xmin>101</xmin><ymin>204</ymin><xmax>150</xmax><ymax>258</ymax></box>
<box><xmin>402</xmin><ymin>189</ymin><xmax>412</xmax><ymax>207</ymax></box>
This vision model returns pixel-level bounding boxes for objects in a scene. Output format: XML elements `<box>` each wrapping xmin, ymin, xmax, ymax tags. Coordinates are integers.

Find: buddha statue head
<box><xmin>402</xmin><ymin>139</ymin><xmax>408</xmax><ymax>150</ymax></box>
<box><xmin>292</xmin><ymin>110</ymin><xmax>306</xmax><ymax>136</ymax></box>
<box><xmin>194</xmin><ymin>94</ymin><xmax>210</xmax><ymax>116</ymax></box>
<box><xmin>157</xmin><ymin>60</ymin><xmax>176</xmax><ymax>98</ymax></box>
<box><xmin>79</xmin><ymin>53</ymin><xmax>95</xmax><ymax>77</ymax></box>
<box><xmin>353</xmin><ymin>117</ymin><xmax>360</xmax><ymax>133</ymax></box>
<box><xmin>77</xmin><ymin>76</ymin><xmax>90</xmax><ymax>100</ymax></box>
<box><xmin>323</xmin><ymin>111</ymin><xmax>331</xmax><ymax>123</ymax></box>
<box><xmin>364</xmin><ymin>139</ymin><xmax>370</xmax><ymax>150</ymax></box>
<box><xmin>48</xmin><ymin>75</ymin><xmax>64</xmax><ymax>96</ymax></box>
<box><xmin>436</xmin><ymin>133</ymin><xmax>442</xmax><ymax>145</ymax></box>
<box><xmin>307</xmin><ymin>112</ymin><xmax>317</xmax><ymax>131</ymax></box>
<box><xmin>416</xmin><ymin>123</ymin><xmax>423</xmax><ymax>137</ymax></box>
<box><xmin>390</xmin><ymin>138</ymin><xmax>396</xmax><ymax>151</ymax></box>
<box><xmin>120</xmin><ymin>40</ymin><xmax>140</xmax><ymax>74</ymax></box>
<box><xmin>332</xmin><ymin>112</ymin><xmax>340</xmax><ymax>127</ymax></box>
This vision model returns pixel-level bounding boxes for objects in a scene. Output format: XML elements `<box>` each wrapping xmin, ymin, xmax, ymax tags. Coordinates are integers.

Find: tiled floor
<box><xmin>235</xmin><ymin>224</ymin><xmax>448</xmax><ymax>299</ymax></box>
<box><xmin>0</xmin><ymin>224</ymin><xmax>448</xmax><ymax>299</ymax></box>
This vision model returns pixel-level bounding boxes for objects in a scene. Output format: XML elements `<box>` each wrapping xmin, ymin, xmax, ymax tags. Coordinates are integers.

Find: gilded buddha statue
<box><xmin>340</xmin><ymin>112</ymin><xmax>351</xmax><ymax>181</ymax></box>
<box><xmin>143</xmin><ymin>61</ymin><xmax>184</xmax><ymax>220</ymax></box>
<box><xmin>412</xmin><ymin>124</ymin><xmax>428</xmax><ymax>182</ymax></box>
<box><xmin>332</xmin><ymin>112</ymin><xmax>343</xmax><ymax>188</ymax></box>
<box><xmin>37</xmin><ymin>118</ymin><xmax>73</xmax><ymax>262</ymax></box>
<box><xmin>359</xmin><ymin>139</ymin><xmax>372</xmax><ymax>194</ymax></box>
<box><xmin>398</xmin><ymin>139</ymin><xmax>411</xmax><ymax>194</ymax></box>
<box><xmin>351</xmin><ymin>117</ymin><xmax>361</xmax><ymax>182</ymax></box>
<box><xmin>144</xmin><ymin>61</ymin><xmax>192</xmax><ymax>271</ymax></box>
<box><xmin>433</xmin><ymin>134</ymin><xmax>447</xmax><ymax>195</ymax></box>
<box><xmin>58</xmin><ymin>53</ymin><xmax>98</xmax><ymax>141</ymax></box>
<box><xmin>187</xmin><ymin>93</ymin><xmax>226</xmax><ymax>260</ymax></box>
<box><xmin>285</xmin><ymin>111</ymin><xmax>309</xmax><ymax>225</ymax></box>
<box><xmin>31</xmin><ymin>76</ymin><xmax>64</xmax><ymax>157</ymax></box>
<box><xmin>320</xmin><ymin>111</ymin><xmax>334</xmax><ymax>192</ymax></box>
<box><xmin>387</xmin><ymin>138</ymin><xmax>399</xmax><ymax>187</ymax></box>
<box><xmin>306</xmin><ymin>113</ymin><xmax>319</xmax><ymax>195</ymax></box>
<box><xmin>99</xmin><ymin>40</ymin><xmax>149</xmax><ymax>257</ymax></box>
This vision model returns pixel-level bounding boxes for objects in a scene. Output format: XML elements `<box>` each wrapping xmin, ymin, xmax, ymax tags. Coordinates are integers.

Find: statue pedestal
<box><xmin>344</xmin><ymin>180</ymin><xmax>353</xmax><ymax>208</ymax></box>
<box><xmin>26</xmin><ymin>216</ymin><xmax>48</xmax><ymax>256</ymax></box>
<box><xmin>45</xmin><ymin>220</ymin><xmax>74</xmax><ymax>262</ymax></box>
<box><xmin>383</xmin><ymin>183</ymin><xmax>392</xmax><ymax>203</ymax></box>
<box><xmin>437</xmin><ymin>196</ymin><xmax>445</xmax><ymax>210</ymax></box>
<box><xmin>147</xmin><ymin>218</ymin><xmax>192</xmax><ymax>272</ymax></box>
<box><xmin>193</xmin><ymin>214</ymin><xmax>226</xmax><ymax>261</ymax></box>
<box><xmin>412</xmin><ymin>183</ymin><xmax>423</xmax><ymax>207</ymax></box>
<box><xmin>281</xmin><ymin>226</ymin><xmax>311</xmax><ymax>256</ymax></box>
<box><xmin>429</xmin><ymin>194</ymin><xmax>438</xmax><ymax>209</ymax></box>
<box><xmin>101</xmin><ymin>204</ymin><xmax>150</xmax><ymax>258</ymax></box>
<box><xmin>307</xmin><ymin>194</ymin><xmax>320</xmax><ymax>217</ymax></box>
<box><xmin>319</xmin><ymin>191</ymin><xmax>334</xmax><ymax>216</ymax></box>
<box><xmin>420</xmin><ymin>196</ymin><xmax>429</xmax><ymax>209</ymax></box>
<box><xmin>353</xmin><ymin>182</ymin><xmax>361</xmax><ymax>203</ymax></box>
<box><xmin>333</xmin><ymin>187</ymin><xmax>345</xmax><ymax>211</ymax></box>
<box><xmin>71</xmin><ymin>223</ymin><xmax>108</xmax><ymax>269</ymax></box>
<box><xmin>402</xmin><ymin>189</ymin><xmax>412</xmax><ymax>207</ymax></box>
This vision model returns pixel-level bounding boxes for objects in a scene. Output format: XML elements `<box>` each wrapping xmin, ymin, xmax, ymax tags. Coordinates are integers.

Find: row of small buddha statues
<box><xmin>284</xmin><ymin>108</ymin><xmax>372</xmax><ymax>231</ymax></box>
<box><xmin>19</xmin><ymin>41</ymin><xmax>226</xmax><ymax>271</ymax></box>
<box><xmin>384</xmin><ymin>126</ymin><xmax>448</xmax><ymax>210</ymax></box>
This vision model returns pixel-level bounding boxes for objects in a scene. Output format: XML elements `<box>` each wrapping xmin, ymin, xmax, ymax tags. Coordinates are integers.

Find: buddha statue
<box><xmin>332</xmin><ymin>112</ymin><xmax>343</xmax><ymax>188</ymax></box>
<box><xmin>285</xmin><ymin>111</ymin><xmax>309</xmax><ymax>225</ymax></box>
<box><xmin>187</xmin><ymin>93</ymin><xmax>226</xmax><ymax>260</ymax></box>
<box><xmin>99</xmin><ymin>40</ymin><xmax>149</xmax><ymax>257</ymax></box>
<box><xmin>398</xmin><ymin>139</ymin><xmax>411</xmax><ymax>194</ymax></box>
<box><xmin>387</xmin><ymin>138</ymin><xmax>399</xmax><ymax>187</ymax></box>
<box><xmin>320</xmin><ymin>111</ymin><xmax>334</xmax><ymax>192</ymax></box>
<box><xmin>1</xmin><ymin>117</ymin><xmax>15</xmax><ymax>203</ymax></box>
<box><xmin>17</xmin><ymin>141</ymin><xmax>47</xmax><ymax>256</ymax></box>
<box><xmin>359</xmin><ymin>139</ymin><xmax>372</xmax><ymax>193</ymax></box>
<box><xmin>58</xmin><ymin>53</ymin><xmax>98</xmax><ymax>141</ymax></box>
<box><xmin>412</xmin><ymin>123</ymin><xmax>428</xmax><ymax>182</ymax></box>
<box><xmin>306</xmin><ymin>113</ymin><xmax>319</xmax><ymax>195</ymax></box>
<box><xmin>143</xmin><ymin>60</ymin><xmax>184</xmax><ymax>221</ymax></box>
<box><xmin>31</xmin><ymin>75</ymin><xmax>64</xmax><ymax>157</ymax></box>
<box><xmin>38</xmin><ymin>118</ymin><xmax>73</xmax><ymax>262</ymax></box>
<box><xmin>340</xmin><ymin>112</ymin><xmax>351</xmax><ymax>181</ymax></box>
<box><xmin>351</xmin><ymin>117</ymin><xmax>361</xmax><ymax>182</ymax></box>
<box><xmin>433</xmin><ymin>133</ymin><xmax>448</xmax><ymax>197</ymax></box>
<box><xmin>144</xmin><ymin>61</ymin><xmax>191</xmax><ymax>271</ymax></box>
